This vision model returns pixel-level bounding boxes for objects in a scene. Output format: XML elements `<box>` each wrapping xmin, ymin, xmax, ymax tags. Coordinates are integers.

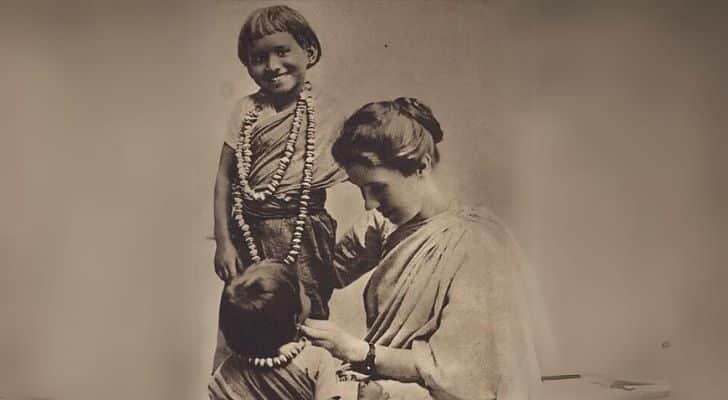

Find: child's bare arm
<box><xmin>213</xmin><ymin>145</ymin><xmax>241</xmax><ymax>280</ymax></box>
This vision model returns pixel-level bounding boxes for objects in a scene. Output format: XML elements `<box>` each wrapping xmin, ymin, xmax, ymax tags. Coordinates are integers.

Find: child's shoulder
<box><xmin>296</xmin><ymin>342</ymin><xmax>336</xmax><ymax>364</ymax></box>
<box><xmin>308</xmin><ymin>86</ymin><xmax>350</xmax><ymax>115</ymax></box>
<box><xmin>310</xmin><ymin>89</ymin><xmax>338</xmax><ymax>107</ymax></box>
<box><xmin>292</xmin><ymin>343</ymin><xmax>343</xmax><ymax>375</ymax></box>
<box><xmin>233</xmin><ymin>92</ymin><xmax>261</xmax><ymax>113</ymax></box>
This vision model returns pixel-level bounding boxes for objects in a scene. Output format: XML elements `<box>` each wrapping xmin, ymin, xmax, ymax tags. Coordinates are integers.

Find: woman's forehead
<box><xmin>346</xmin><ymin>164</ymin><xmax>400</xmax><ymax>186</ymax></box>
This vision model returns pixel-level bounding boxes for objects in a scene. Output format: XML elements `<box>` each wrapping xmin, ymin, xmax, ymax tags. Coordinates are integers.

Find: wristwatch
<box><xmin>352</xmin><ymin>342</ymin><xmax>376</xmax><ymax>375</ymax></box>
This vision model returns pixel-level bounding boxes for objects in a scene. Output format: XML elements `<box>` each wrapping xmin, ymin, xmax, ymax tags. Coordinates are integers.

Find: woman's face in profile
<box><xmin>346</xmin><ymin>163</ymin><xmax>424</xmax><ymax>225</ymax></box>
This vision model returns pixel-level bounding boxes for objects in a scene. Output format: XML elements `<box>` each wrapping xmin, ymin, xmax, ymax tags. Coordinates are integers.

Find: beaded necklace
<box><xmin>243</xmin><ymin>339</ymin><xmax>307</xmax><ymax>369</ymax></box>
<box><xmin>231</xmin><ymin>85</ymin><xmax>316</xmax><ymax>265</ymax></box>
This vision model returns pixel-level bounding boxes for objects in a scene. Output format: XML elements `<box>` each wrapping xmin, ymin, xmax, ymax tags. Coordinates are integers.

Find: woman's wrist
<box><xmin>349</xmin><ymin>339</ymin><xmax>370</xmax><ymax>363</ymax></box>
<box><xmin>351</xmin><ymin>342</ymin><xmax>377</xmax><ymax>376</ymax></box>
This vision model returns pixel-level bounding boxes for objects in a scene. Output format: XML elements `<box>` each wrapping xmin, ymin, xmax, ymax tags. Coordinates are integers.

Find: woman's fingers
<box><xmin>303</xmin><ymin>319</ymin><xmax>338</xmax><ymax>331</ymax></box>
<box><xmin>299</xmin><ymin>323</ymin><xmax>327</xmax><ymax>339</ymax></box>
<box><xmin>307</xmin><ymin>339</ymin><xmax>330</xmax><ymax>349</ymax></box>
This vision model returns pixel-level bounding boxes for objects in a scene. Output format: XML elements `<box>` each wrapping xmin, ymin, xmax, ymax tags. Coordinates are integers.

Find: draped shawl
<box><xmin>333</xmin><ymin>205</ymin><xmax>543</xmax><ymax>400</ymax></box>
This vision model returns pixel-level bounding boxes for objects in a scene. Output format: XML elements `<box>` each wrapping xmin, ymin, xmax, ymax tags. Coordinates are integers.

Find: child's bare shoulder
<box><xmin>233</xmin><ymin>92</ymin><xmax>260</xmax><ymax>114</ymax></box>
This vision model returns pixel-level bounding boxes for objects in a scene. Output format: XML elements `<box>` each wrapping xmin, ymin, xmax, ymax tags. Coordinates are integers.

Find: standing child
<box><xmin>213</xmin><ymin>5</ymin><xmax>345</xmax><ymax>367</ymax></box>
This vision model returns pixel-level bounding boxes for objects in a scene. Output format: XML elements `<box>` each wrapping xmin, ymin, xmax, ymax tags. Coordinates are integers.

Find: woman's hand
<box><xmin>214</xmin><ymin>241</ymin><xmax>241</xmax><ymax>281</ymax></box>
<box><xmin>300</xmin><ymin>319</ymin><xmax>369</xmax><ymax>363</ymax></box>
<box><xmin>358</xmin><ymin>381</ymin><xmax>390</xmax><ymax>400</ymax></box>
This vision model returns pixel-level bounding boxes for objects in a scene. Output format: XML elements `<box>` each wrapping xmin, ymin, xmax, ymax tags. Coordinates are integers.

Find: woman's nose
<box><xmin>362</xmin><ymin>192</ymin><xmax>379</xmax><ymax>211</ymax></box>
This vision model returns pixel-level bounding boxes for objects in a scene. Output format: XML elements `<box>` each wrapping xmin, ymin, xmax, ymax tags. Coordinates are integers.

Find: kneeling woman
<box><xmin>301</xmin><ymin>98</ymin><xmax>543</xmax><ymax>399</ymax></box>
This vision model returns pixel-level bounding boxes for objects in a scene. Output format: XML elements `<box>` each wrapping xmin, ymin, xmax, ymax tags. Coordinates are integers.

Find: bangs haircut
<box><xmin>333</xmin><ymin>98</ymin><xmax>443</xmax><ymax>176</ymax></box>
<box><xmin>219</xmin><ymin>260</ymin><xmax>302</xmax><ymax>357</ymax></box>
<box><xmin>238</xmin><ymin>5</ymin><xmax>322</xmax><ymax>67</ymax></box>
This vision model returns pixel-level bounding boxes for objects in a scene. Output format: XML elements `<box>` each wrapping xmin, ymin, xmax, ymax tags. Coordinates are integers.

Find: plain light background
<box><xmin>1</xmin><ymin>1</ymin><xmax>726</xmax><ymax>399</ymax></box>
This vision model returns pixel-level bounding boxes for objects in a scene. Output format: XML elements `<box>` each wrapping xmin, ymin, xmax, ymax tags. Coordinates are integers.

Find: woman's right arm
<box><xmin>331</xmin><ymin>211</ymin><xmax>389</xmax><ymax>288</ymax></box>
<box><xmin>213</xmin><ymin>145</ymin><xmax>241</xmax><ymax>281</ymax></box>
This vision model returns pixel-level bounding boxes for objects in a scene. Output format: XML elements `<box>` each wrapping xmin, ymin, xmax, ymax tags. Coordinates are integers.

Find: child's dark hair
<box><xmin>219</xmin><ymin>260</ymin><xmax>302</xmax><ymax>357</ymax></box>
<box><xmin>332</xmin><ymin>98</ymin><xmax>444</xmax><ymax>176</ymax></box>
<box><xmin>238</xmin><ymin>5</ymin><xmax>322</xmax><ymax>67</ymax></box>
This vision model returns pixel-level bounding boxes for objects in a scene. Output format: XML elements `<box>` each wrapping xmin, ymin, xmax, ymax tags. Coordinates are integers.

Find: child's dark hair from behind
<box><xmin>237</xmin><ymin>5</ymin><xmax>322</xmax><ymax>67</ymax></box>
<box><xmin>219</xmin><ymin>260</ymin><xmax>302</xmax><ymax>358</ymax></box>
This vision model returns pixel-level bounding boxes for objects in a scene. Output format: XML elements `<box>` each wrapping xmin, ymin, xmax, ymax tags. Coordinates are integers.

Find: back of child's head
<box><xmin>238</xmin><ymin>5</ymin><xmax>321</xmax><ymax>67</ymax></box>
<box><xmin>219</xmin><ymin>260</ymin><xmax>302</xmax><ymax>357</ymax></box>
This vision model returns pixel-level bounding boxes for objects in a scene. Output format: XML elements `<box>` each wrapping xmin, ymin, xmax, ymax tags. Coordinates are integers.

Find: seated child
<box><xmin>209</xmin><ymin>260</ymin><xmax>387</xmax><ymax>400</ymax></box>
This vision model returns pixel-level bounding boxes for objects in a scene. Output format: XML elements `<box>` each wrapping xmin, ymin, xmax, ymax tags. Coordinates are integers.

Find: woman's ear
<box><xmin>417</xmin><ymin>154</ymin><xmax>433</xmax><ymax>177</ymax></box>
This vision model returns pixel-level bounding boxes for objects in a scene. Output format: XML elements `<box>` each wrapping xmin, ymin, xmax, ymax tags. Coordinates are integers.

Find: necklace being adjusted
<box><xmin>244</xmin><ymin>339</ymin><xmax>307</xmax><ymax>368</ymax></box>
<box><xmin>231</xmin><ymin>85</ymin><xmax>316</xmax><ymax>265</ymax></box>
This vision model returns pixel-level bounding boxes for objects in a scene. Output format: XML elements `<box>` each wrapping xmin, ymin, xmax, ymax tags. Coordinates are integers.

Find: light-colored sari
<box><xmin>334</xmin><ymin>205</ymin><xmax>543</xmax><ymax>399</ymax></box>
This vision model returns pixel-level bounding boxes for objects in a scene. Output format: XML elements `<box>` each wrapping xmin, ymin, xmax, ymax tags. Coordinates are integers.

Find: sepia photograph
<box><xmin>1</xmin><ymin>1</ymin><xmax>726</xmax><ymax>399</ymax></box>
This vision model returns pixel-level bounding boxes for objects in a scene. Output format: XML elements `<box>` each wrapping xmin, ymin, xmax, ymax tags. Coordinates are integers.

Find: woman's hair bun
<box><xmin>392</xmin><ymin>97</ymin><xmax>443</xmax><ymax>143</ymax></box>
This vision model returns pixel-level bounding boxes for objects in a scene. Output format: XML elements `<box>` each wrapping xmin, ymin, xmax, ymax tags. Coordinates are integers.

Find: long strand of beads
<box><xmin>231</xmin><ymin>84</ymin><xmax>316</xmax><ymax>266</ymax></box>
<box><xmin>234</xmin><ymin>96</ymin><xmax>306</xmax><ymax>202</ymax></box>
<box><xmin>284</xmin><ymin>93</ymin><xmax>315</xmax><ymax>265</ymax></box>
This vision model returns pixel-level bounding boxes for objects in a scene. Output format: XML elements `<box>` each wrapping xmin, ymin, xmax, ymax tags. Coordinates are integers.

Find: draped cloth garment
<box><xmin>223</xmin><ymin>89</ymin><xmax>344</xmax><ymax>206</ymax></box>
<box><xmin>222</xmin><ymin>89</ymin><xmax>346</xmax><ymax>319</ymax></box>
<box><xmin>333</xmin><ymin>205</ymin><xmax>543</xmax><ymax>400</ymax></box>
<box><xmin>214</xmin><ymin>89</ymin><xmax>346</xmax><ymax>368</ymax></box>
<box><xmin>209</xmin><ymin>345</ymin><xmax>357</xmax><ymax>400</ymax></box>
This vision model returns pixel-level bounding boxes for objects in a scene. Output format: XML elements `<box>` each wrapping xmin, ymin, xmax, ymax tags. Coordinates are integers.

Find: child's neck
<box><xmin>267</xmin><ymin>86</ymin><xmax>304</xmax><ymax>112</ymax></box>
